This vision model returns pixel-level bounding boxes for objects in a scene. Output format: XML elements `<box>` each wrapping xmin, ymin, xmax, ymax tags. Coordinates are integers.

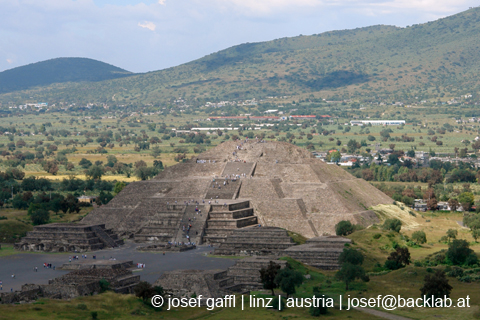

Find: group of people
<box><xmin>40</xmin><ymin>263</ymin><xmax>55</xmax><ymax>270</ymax></box>
<box><xmin>136</xmin><ymin>263</ymin><xmax>146</xmax><ymax>268</ymax></box>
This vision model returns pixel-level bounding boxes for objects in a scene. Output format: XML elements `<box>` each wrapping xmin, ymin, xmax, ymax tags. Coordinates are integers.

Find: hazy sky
<box><xmin>1</xmin><ymin>0</ymin><xmax>478</xmax><ymax>73</ymax></box>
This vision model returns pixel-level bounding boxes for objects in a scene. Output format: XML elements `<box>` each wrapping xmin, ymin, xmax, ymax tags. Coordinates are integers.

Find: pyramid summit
<box><xmin>82</xmin><ymin>140</ymin><xmax>392</xmax><ymax>242</ymax></box>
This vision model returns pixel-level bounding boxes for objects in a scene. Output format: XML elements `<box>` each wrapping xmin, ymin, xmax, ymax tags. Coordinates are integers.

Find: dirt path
<box><xmin>354</xmin><ymin>307</ymin><xmax>412</xmax><ymax>320</ymax></box>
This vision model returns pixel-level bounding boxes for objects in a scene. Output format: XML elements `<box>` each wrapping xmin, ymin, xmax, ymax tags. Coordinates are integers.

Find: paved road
<box><xmin>0</xmin><ymin>242</ymin><xmax>235</xmax><ymax>292</ymax></box>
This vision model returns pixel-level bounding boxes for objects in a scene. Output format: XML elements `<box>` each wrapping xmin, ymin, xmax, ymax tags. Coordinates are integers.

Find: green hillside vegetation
<box><xmin>2</xmin><ymin>8</ymin><xmax>480</xmax><ymax>104</ymax></box>
<box><xmin>0</xmin><ymin>58</ymin><xmax>132</xmax><ymax>95</ymax></box>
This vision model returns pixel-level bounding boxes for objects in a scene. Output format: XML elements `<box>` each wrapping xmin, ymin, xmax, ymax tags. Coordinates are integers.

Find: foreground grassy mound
<box><xmin>0</xmin><ymin>219</ymin><xmax>32</xmax><ymax>243</ymax></box>
<box><xmin>0</xmin><ymin>291</ymin><xmax>378</xmax><ymax>320</ymax></box>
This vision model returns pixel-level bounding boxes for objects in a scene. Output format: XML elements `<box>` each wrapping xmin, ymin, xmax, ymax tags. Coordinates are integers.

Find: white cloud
<box><xmin>207</xmin><ymin>0</ymin><xmax>475</xmax><ymax>16</ymax></box>
<box><xmin>158</xmin><ymin>0</ymin><xmax>167</xmax><ymax>5</ymax></box>
<box><xmin>138</xmin><ymin>21</ymin><xmax>156</xmax><ymax>31</ymax></box>
<box><xmin>6</xmin><ymin>59</ymin><xmax>13</xmax><ymax>64</ymax></box>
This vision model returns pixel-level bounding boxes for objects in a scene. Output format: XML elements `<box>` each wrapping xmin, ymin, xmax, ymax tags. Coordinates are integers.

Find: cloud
<box><xmin>158</xmin><ymin>0</ymin><xmax>167</xmax><ymax>5</ymax></box>
<box><xmin>6</xmin><ymin>59</ymin><xmax>13</xmax><ymax>64</ymax></box>
<box><xmin>138</xmin><ymin>21</ymin><xmax>156</xmax><ymax>31</ymax></box>
<box><xmin>207</xmin><ymin>0</ymin><xmax>475</xmax><ymax>16</ymax></box>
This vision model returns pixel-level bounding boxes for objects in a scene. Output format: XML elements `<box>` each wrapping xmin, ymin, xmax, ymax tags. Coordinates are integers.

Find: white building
<box><xmin>350</xmin><ymin>120</ymin><xmax>405</xmax><ymax>126</ymax></box>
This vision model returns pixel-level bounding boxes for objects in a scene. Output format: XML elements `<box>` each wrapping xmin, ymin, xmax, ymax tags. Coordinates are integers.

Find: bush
<box><xmin>382</xmin><ymin>219</ymin><xmax>402</xmax><ymax>232</ymax></box>
<box><xmin>30</xmin><ymin>209</ymin><xmax>49</xmax><ymax>225</ymax></box>
<box><xmin>309</xmin><ymin>296</ymin><xmax>329</xmax><ymax>316</ymax></box>
<box><xmin>445</xmin><ymin>266</ymin><xmax>464</xmax><ymax>278</ymax></box>
<box><xmin>412</xmin><ymin>231</ymin><xmax>427</xmax><ymax>244</ymax></box>
<box><xmin>99</xmin><ymin>278</ymin><xmax>110</xmax><ymax>292</ymax></box>
<box><xmin>77</xmin><ymin>303</ymin><xmax>88</xmax><ymax>310</ymax></box>
<box><xmin>447</xmin><ymin>239</ymin><xmax>474</xmax><ymax>266</ymax></box>
<box><xmin>269</xmin><ymin>296</ymin><xmax>285</xmax><ymax>311</ymax></box>
<box><xmin>335</xmin><ymin>220</ymin><xmax>354</xmax><ymax>236</ymax></box>
<box><xmin>373</xmin><ymin>233</ymin><xmax>382</xmax><ymax>239</ymax></box>
<box><xmin>91</xmin><ymin>311</ymin><xmax>98</xmax><ymax>320</ymax></box>
<box><xmin>420</xmin><ymin>269</ymin><xmax>452</xmax><ymax>301</ymax></box>
<box><xmin>466</xmin><ymin>253</ymin><xmax>479</xmax><ymax>266</ymax></box>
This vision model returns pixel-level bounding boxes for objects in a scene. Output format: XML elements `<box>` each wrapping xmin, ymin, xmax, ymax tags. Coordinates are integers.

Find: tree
<box><xmin>335</xmin><ymin>220</ymin><xmax>354</xmax><ymax>236</ymax></box>
<box><xmin>446</xmin><ymin>229</ymin><xmax>457</xmax><ymax>242</ymax></box>
<box><xmin>471</xmin><ymin>229</ymin><xmax>480</xmax><ymax>242</ymax></box>
<box><xmin>66</xmin><ymin>162</ymin><xmax>75</xmax><ymax>171</ymax></box>
<box><xmin>383</xmin><ymin>218</ymin><xmax>402</xmax><ymax>232</ymax></box>
<box><xmin>384</xmin><ymin>247</ymin><xmax>411</xmax><ymax>270</ymax></box>
<box><xmin>153</xmin><ymin>160</ymin><xmax>164</xmax><ymax>170</ymax></box>
<box><xmin>259</xmin><ymin>261</ymin><xmax>281</xmax><ymax>296</ymax></box>
<box><xmin>31</xmin><ymin>209</ymin><xmax>49</xmax><ymax>225</ymax></box>
<box><xmin>458</xmin><ymin>192</ymin><xmax>474</xmax><ymax>211</ymax></box>
<box><xmin>335</xmin><ymin>263</ymin><xmax>368</xmax><ymax>290</ymax></box>
<box><xmin>339</xmin><ymin>248</ymin><xmax>364</xmax><ymax>266</ymax></box>
<box><xmin>135</xmin><ymin>167</ymin><xmax>158</xmax><ymax>180</ymax></box>
<box><xmin>79</xmin><ymin>158</ymin><xmax>92</xmax><ymax>169</ymax></box>
<box><xmin>135</xmin><ymin>160</ymin><xmax>147</xmax><ymax>168</ymax></box>
<box><xmin>151</xmin><ymin>146</ymin><xmax>161</xmax><ymax>158</ymax></box>
<box><xmin>12</xmin><ymin>193</ymin><xmax>30</xmax><ymax>210</ymax></box>
<box><xmin>113</xmin><ymin>181</ymin><xmax>126</xmax><ymax>194</ymax></box>
<box><xmin>96</xmin><ymin>191</ymin><xmax>114</xmax><ymax>205</ymax></box>
<box><xmin>327</xmin><ymin>150</ymin><xmax>341</xmax><ymax>163</ymax></box>
<box><xmin>274</xmin><ymin>267</ymin><xmax>303</xmax><ymax>298</ymax></box>
<box><xmin>420</xmin><ymin>269</ymin><xmax>452</xmax><ymax>302</ymax></box>
<box><xmin>448</xmin><ymin>199</ymin><xmax>459</xmax><ymax>212</ymax></box>
<box><xmin>412</xmin><ymin>231</ymin><xmax>427</xmax><ymax>244</ymax></box>
<box><xmin>388</xmin><ymin>154</ymin><xmax>400</xmax><ymax>165</ymax></box>
<box><xmin>134</xmin><ymin>281</ymin><xmax>155</xmax><ymax>303</ymax></box>
<box><xmin>85</xmin><ymin>165</ymin><xmax>104</xmax><ymax>180</ymax></box>
<box><xmin>60</xmin><ymin>194</ymin><xmax>80</xmax><ymax>214</ymax></box>
<box><xmin>447</xmin><ymin>239</ymin><xmax>475</xmax><ymax>265</ymax></box>
<box><xmin>347</xmin><ymin>139</ymin><xmax>360</xmax><ymax>153</ymax></box>
<box><xmin>106</xmin><ymin>155</ymin><xmax>118</xmax><ymax>167</ymax></box>
<box><xmin>427</xmin><ymin>198</ymin><xmax>438</xmax><ymax>211</ymax></box>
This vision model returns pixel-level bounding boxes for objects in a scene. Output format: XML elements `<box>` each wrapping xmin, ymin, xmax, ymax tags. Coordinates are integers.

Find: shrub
<box><xmin>412</xmin><ymin>231</ymin><xmax>427</xmax><ymax>244</ymax></box>
<box><xmin>447</xmin><ymin>240</ymin><xmax>474</xmax><ymax>265</ymax></box>
<box><xmin>77</xmin><ymin>303</ymin><xmax>88</xmax><ymax>310</ymax></box>
<box><xmin>335</xmin><ymin>220</ymin><xmax>354</xmax><ymax>236</ymax></box>
<box><xmin>373</xmin><ymin>233</ymin><xmax>382</xmax><ymax>239</ymax></box>
<box><xmin>309</xmin><ymin>296</ymin><xmax>329</xmax><ymax>316</ymax></box>
<box><xmin>269</xmin><ymin>296</ymin><xmax>285</xmax><ymax>311</ymax></box>
<box><xmin>383</xmin><ymin>219</ymin><xmax>402</xmax><ymax>232</ymax></box>
<box><xmin>445</xmin><ymin>266</ymin><xmax>464</xmax><ymax>278</ymax></box>
<box><xmin>420</xmin><ymin>269</ymin><xmax>452</xmax><ymax>302</ymax></box>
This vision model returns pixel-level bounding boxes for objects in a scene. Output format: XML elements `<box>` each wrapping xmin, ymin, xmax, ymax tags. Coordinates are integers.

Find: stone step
<box><xmin>91</xmin><ymin>225</ymin><xmax>118</xmax><ymax>248</ymax></box>
<box><xmin>207</xmin><ymin>216</ymin><xmax>258</xmax><ymax>229</ymax></box>
<box><xmin>210</xmin><ymin>201</ymin><xmax>250</xmax><ymax>212</ymax></box>
<box><xmin>208</xmin><ymin>208</ymin><xmax>254</xmax><ymax>219</ymax></box>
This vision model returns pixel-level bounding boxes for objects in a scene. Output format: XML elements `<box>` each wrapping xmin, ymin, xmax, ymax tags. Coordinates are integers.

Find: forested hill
<box><xmin>1</xmin><ymin>7</ymin><xmax>480</xmax><ymax>104</ymax></box>
<box><xmin>0</xmin><ymin>58</ymin><xmax>133</xmax><ymax>94</ymax></box>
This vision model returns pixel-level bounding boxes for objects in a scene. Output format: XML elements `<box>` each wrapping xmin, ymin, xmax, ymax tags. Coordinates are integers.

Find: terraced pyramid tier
<box><xmin>83</xmin><ymin>141</ymin><xmax>392</xmax><ymax>240</ymax></box>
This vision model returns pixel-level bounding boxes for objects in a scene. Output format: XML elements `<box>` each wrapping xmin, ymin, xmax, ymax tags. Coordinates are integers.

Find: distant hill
<box><xmin>1</xmin><ymin>8</ymin><xmax>480</xmax><ymax>104</ymax></box>
<box><xmin>0</xmin><ymin>58</ymin><xmax>133</xmax><ymax>94</ymax></box>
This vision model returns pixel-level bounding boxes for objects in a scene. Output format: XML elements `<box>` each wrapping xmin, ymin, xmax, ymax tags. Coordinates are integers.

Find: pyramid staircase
<box><xmin>203</xmin><ymin>201</ymin><xmax>258</xmax><ymax>244</ymax></box>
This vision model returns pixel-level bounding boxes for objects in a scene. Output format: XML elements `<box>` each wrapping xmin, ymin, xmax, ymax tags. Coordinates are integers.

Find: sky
<box><xmin>1</xmin><ymin>0</ymin><xmax>478</xmax><ymax>73</ymax></box>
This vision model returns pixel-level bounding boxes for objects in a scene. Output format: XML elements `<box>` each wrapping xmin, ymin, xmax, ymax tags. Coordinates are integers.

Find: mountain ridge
<box><xmin>1</xmin><ymin>8</ymin><xmax>480</xmax><ymax>104</ymax></box>
<box><xmin>0</xmin><ymin>57</ymin><xmax>133</xmax><ymax>95</ymax></box>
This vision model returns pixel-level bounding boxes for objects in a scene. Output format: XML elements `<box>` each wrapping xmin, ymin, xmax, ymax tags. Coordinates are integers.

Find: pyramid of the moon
<box><xmin>82</xmin><ymin>141</ymin><xmax>392</xmax><ymax>243</ymax></box>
